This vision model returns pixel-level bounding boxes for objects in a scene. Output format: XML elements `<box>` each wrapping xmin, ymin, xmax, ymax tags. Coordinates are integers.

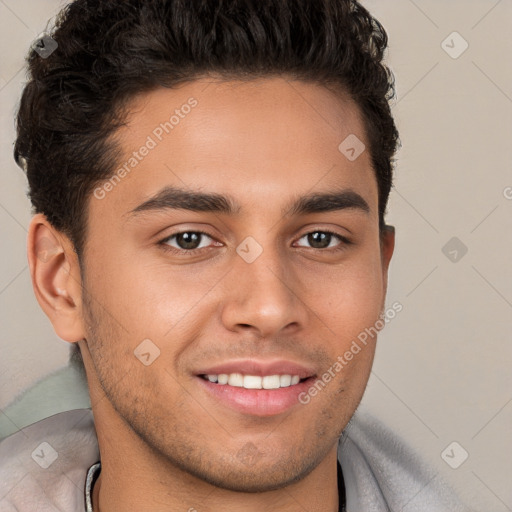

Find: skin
<box><xmin>27</xmin><ymin>77</ymin><xmax>394</xmax><ymax>512</ymax></box>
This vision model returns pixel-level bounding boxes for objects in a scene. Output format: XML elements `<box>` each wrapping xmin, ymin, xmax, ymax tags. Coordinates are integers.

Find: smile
<box><xmin>200</xmin><ymin>373</ymin><xmax>305</xmax><ymax>389</ymax></box>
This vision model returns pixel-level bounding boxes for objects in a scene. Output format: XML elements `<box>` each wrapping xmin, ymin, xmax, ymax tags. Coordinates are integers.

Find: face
<box><xmin>54</xmin><ymin>77</ymin><xmax>393</xmax><ymax>492</ymax></box>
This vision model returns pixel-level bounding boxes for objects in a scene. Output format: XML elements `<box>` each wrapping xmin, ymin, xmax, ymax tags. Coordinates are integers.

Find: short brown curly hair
<box><xmin>14</xmin><ymin>0</ymin><xmax>399</xmax><ymax>261</ymax></box>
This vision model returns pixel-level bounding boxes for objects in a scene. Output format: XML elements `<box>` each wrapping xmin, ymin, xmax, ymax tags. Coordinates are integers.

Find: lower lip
<box><xmin>196</xmin><ymin>376</ymin><xmax>315</xmax><ymax>417</ymax></box>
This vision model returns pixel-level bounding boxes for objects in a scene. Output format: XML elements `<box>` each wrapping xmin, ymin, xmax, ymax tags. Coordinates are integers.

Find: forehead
<box><xmin>91</xmin><ymin>77</ymin><xmax>377</xmax><ymax>220</ymax></box>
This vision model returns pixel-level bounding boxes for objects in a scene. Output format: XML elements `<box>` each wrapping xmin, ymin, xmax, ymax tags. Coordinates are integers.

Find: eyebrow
<box><xmin>126</xmin><ymin>185</ymin><xmax>370</xmax><ymax>219</ymax></box>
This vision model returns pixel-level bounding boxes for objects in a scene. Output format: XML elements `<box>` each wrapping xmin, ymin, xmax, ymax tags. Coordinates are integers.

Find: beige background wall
<box><xmin>0</xmin><ymin>1</ymin><xmax>76</xmax><ymax>409</ymax></box>
<box><xmin>1</xmin><ymin>1</ymin><xmax>511</xmax><ymax>510</ymax></box>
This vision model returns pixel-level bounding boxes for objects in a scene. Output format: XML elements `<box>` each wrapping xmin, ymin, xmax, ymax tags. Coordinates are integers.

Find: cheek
<box><xmin>303</xmin><ymin>255</ymin><xmax>384</xmax><ymax>337</ymax></box>
<box><xmin>296</xmin><ymin>253</ymin><xmax>385</xmax><ymax>390</ymax></box>
<box><xmin>88</xmin><ymin>251</ymin><xmax>214</xmax><ymax>340</ymax></box>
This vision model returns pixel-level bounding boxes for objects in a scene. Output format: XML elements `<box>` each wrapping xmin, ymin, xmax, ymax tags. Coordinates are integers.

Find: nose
<box><xmin>220</xmin><ymin>242</ymin><xmax>309</xmax><ymax>338</ymax></box>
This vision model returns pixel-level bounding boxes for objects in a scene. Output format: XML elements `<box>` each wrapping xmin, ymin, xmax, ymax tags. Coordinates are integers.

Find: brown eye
<box><xmin>160</xmin><ymin>231</ymin><xmax>215</xmax><ymax>252</ymax></box>
<box><xmin>307</xmin><ymin>232</ymin><xmax>333</xmax><ymax>249</ymax></box>
<box><xmin>295</xmin><ymin>230</ymin><xmax>350</xmax><ymax>251</ymax></box>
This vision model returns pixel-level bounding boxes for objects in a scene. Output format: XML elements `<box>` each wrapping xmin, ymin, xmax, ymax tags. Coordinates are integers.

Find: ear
<box><xmin>380</xmin><ymin>224</ymin><xmax>395</xmax><ymax>300</ymax></box>
<box><xmin>27</xmin><ymin>213</ymin><xmax>86</xmax><ymax>343</ymax></box>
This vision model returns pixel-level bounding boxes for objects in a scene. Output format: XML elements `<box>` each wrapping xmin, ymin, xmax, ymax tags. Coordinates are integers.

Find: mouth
<box><xmin>193</xmin><ymin>359</ymin><xmax>318</xmax><ymax>416</ymax></box>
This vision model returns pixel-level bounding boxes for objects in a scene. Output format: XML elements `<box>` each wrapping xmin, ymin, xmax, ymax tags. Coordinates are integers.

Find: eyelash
<box><xmin>157</xmin><ymin>229</ymin><xmax>352</xmax><ymax>255</ymax></box>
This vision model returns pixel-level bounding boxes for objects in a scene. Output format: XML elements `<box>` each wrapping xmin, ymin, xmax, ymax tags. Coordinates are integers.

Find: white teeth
<box><xmin>203</xmin><ymin>373</ymin><xmax>304</xmax><ymax>389</ymax></box>
<box><xmin>244</xmin><ymin>375</ymin><xmax>263</xmax><ymax>389</ymax></box>
<box><xmin>279</xmin><ymin>375</ymin><xmax>292</xmax><ymax>387</ymax></box>
<box><xmin>262</xmin><ymin>375</ymin><xmax>280</xmax><ymax>389</ymax></box>
<box><xmin>228</xmin><ymin>373</ymin><xmax>244</xmax><ymax>387</ymax></box>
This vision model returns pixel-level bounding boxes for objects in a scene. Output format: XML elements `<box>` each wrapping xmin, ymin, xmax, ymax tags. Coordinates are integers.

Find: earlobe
<box><xmin>27</xmin><ymin>214</ymin><xmax>86</xmax><ymax>343</ymax></box>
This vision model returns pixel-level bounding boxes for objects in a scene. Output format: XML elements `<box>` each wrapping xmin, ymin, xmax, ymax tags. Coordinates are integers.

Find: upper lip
<box><xmin>195</xmin><ymin>359</ymin><xmax>316</xmax><ymax>380</ymax></box>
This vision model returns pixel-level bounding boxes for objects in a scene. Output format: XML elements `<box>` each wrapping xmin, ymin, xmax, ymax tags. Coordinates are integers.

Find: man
<box><xmin>0</xmin><ymin>0</ymin><xmax>471</xmax><ymax>511</ymax></box>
